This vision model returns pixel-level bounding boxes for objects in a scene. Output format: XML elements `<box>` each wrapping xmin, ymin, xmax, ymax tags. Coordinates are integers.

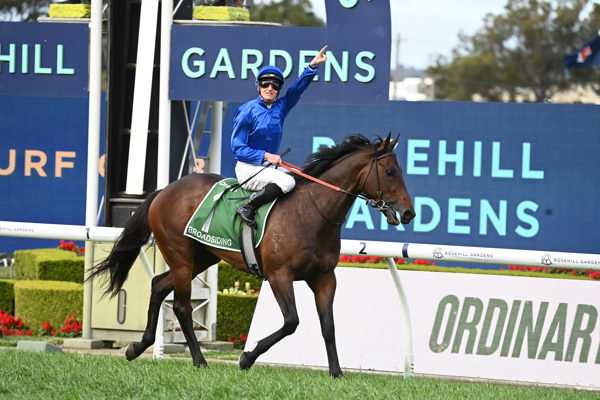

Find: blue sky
<box><xmin>310</xmin><ymin>0</ymin><xmax>508</xmax><ymax>70</ymax></box>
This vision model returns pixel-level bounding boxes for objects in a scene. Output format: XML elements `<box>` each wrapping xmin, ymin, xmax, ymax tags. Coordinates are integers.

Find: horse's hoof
<box><xmin>238</xmin><ymin>352</ymin><xmax>254</xmax><ymax>370</ymax></box>
<box><xmin>193</xmin><ymin>356</ymin><xmax>208</xmax><ymax>368</ymax></box>
<box><xmin>125</xmin><ymin>344</ymin><xmax>138</xmax><ymax>361</ymax></box>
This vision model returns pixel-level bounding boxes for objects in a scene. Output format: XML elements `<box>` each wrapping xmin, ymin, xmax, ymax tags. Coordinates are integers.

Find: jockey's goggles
<box><xmin>258</xmin><ymin>80</ymin><xmax>282</xmax><ymax>90</ymax></box>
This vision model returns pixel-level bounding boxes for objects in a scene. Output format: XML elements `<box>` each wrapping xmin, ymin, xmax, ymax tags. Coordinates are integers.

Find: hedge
<box><xmin>13</xmin><ymin>280</ymin><xmax>83</xmax><ymax>331</ymax></box>
<box><xmin>216</xmin><ymin>293</ymin><xmax>258</xmax><ymax>341</ymax></box>
<box><xmin>0</xmin><ymin>279</ymin><xmax>15</xmax><ymax>315</ymax></box>
<box><xmin>14</xmin><ymin>248</ymin><xmax>84</xmax><ymax>283</ymax></box>
<box><xmin>218</xmin><ymin>261</ymin><xmax>263</xmax><ymax>292</ymax></box>
<box><xmin>215</xmin><ymin>262</ymin><xmax>262</xmax><ymax>340</ymax></box>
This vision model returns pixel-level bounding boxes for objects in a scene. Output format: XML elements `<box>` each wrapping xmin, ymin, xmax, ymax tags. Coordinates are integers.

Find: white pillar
<box><xmin>154</xmin><ymin>0</ymin><xmax>174</xmax><ymax>359</ymax></box>
<box><xmin>205</xmin><ymin>102</ymin><xmax>223</xmax><ymax>340</ymax></box>
<box><xmin>208</xmin><ymin>102</ymin><xmax>223</xmax><ymax>173</ymax></box>
<box><xmin>385</xmin><ymin>258</ymin><xmax>414</xmax><ymax>378</ymax></box>
<box><xmin>157</xmin><ymin>0</ymin><xmax>173</xmax><ymax>190</ymax></box>
<box><xmin>126</xmin><ymin>0</ymin><xmax>159</xmax><ymax>194</ymax></box>
<box><xmin>82</xmin><ymin>0</ymin><xmax>103</xmax><ymax>340</ymax></box>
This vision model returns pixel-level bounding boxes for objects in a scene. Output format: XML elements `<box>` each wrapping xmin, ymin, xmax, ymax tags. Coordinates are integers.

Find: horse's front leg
<box><xmin>309</xmin><ymin>270</ymin><xmax>343</xmax><ymax>378</ymax></box>
<box><xmin>239</xmin><ymin>275</ymin><xmax>298</xmax><ymax>371</ymax></box>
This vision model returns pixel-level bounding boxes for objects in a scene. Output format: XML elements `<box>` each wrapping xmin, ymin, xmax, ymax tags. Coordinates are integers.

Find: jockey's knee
<box><xmin>279</xmin><ymin>175</ymin><xmax>295</xmax><ymax>193</ymax></box>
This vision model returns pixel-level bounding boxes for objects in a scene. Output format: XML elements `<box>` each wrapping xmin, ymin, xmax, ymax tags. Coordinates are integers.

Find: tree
<box><xmin>0</xmin><ymin>0</ymin><xmax>51</xmax><ymax>21</ymax></box>
<box><xmin>251</xmin><ymin>0</ymin><xmax>325</xmax><ymax>27</ymax></box>
<box><xmin>427</xmin><ymin>0</ymin><xmax>600</xmax><ymax>102</ymax></box>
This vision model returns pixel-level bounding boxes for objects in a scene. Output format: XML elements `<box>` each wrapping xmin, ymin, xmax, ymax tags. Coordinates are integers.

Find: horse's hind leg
<box><xmin>239</xmin><ymin>275</ymin><xmax>299</xmax><ymax>370</ymax></box>
<box><xmin>125</xmin><ymin>267</ymin><xmax>208</xmax><ymax>367</ymax></box>
<box><xmin>170</xmin><ymin>246</ymin><xmax>222</xmax><ymax>367</ymax></box>
<box><xmin>125</xmin><ymin>270</ymin><xmax>173</xmax><ymax>361</ymax></box>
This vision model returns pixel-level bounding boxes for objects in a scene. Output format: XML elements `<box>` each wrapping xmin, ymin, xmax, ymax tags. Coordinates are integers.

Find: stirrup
<box><xmin>236</xmin><ymin>204</ymin><xmax>257</xmax><ymax>228</ymax></box>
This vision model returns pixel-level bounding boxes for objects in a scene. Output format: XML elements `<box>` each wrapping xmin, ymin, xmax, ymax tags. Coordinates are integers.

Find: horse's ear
<box><xmin>379</xmin><ymin>132</ymin><xmax>392</xmax><ymax>151</ymax></box>
<box><xmin>390</xmin><ymin>132</ymin><xmax>400</xmax><ymax>149</ymax></box>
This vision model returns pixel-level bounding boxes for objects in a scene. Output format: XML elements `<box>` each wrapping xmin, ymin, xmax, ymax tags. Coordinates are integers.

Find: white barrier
<box><xmin>0</xmin><ymin>221</ymin><xmax>122</xmax><ymax>242</ymax></box>
<box><xmin>339</xmin><ymin>239</ymin><xmax>600</xmax><ymax>378</ymax></box>
<box><xmin>341</xmin><ymin>239</ymin><xmax>600</xmax><ymax>270</ymax></box>
<box><xmin>247</xmin><ymin>267</ymin><xmax>600</xmax><ymax>387</ymax></box>
<box><xmin>3</xmin><ymin>221</ymin><xmax>599</xmax><ymax>270</ymax></box>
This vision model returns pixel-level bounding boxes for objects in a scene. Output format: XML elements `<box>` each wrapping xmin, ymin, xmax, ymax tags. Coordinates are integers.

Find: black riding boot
<box><xmin>237</xmin><ymin>183</ymin><xmax>284</xmax><ymax>228</ymax></box>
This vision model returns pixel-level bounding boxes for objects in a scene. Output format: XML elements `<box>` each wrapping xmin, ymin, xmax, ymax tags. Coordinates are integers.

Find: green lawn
<box><xmin>0</xmin><ymin>348</ymin><xmax>596</xmax><ymax>399</ymax></box>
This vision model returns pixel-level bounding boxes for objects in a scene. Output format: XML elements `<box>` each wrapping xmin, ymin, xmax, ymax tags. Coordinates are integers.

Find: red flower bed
<box><xmin>502</xmin><ymin>265</ymin><xmax>600</xmax><ymax>280</ymax></box>
<box><xmin>223</xmin><ymin>332</ymin><xmax>248</xmax><ymax>349</ymax></box>
<box><xmin>59</xmin><ymin>314</ymin><xmax>82</xmax><ymax>336</ymax></box>
<box><xmin>0</xmin><ymin>310</ymin><xmax>32</xmax><ymax>336</ymax></box>
<box><xmin>40</xmin><ymin>314</ymin><xmax>82</xmax><ymax>337</ymax></box>
<box><xmin>338</xmin><ymin>255</ymin><xmax>434</xmax><ymax>266</ymax></box>
<box><xmin>0</xmin><ymin>309</ymin><xmax>83</xmax><ymax>338</ymax></box>
<box><xmin>58</xmin><ymin>240</ymin><xmax>85</xmax><ymax>256</ymax></box>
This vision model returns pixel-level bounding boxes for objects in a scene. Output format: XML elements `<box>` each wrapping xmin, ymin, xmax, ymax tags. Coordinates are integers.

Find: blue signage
<box><xmin>0</xmin><ymin>94</ymin><xmax>105</xmax><ymax>253</ymax></box>
<box><xmin>169</xmin><ymin>0</ymin><xmax>390</xmax><ymax>104</ymax></box>
<box><xmin>220</xmin><ymin>101</ymin><xmax>600</xmax><ymax>256</ymax></box>
<box><xmin>0</xmin><ymin>22</ymin><xmax>89</xmax><ymax>98</ymax></box>
<box><xmin>1</xmin><ymin>94</ymin><xmax>598</xmax><ymax>260</ymax></box>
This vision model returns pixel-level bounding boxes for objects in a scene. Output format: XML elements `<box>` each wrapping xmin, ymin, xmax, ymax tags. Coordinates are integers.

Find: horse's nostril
<box><xmin>403</xmin><ymin>209</ymin><xmax>416</xmax><ymax>221</ymax></box>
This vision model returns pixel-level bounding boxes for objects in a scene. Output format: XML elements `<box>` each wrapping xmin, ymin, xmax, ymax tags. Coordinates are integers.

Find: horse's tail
<box><xmin>87</xmin><ymin>190</ymin><xmax>162</xmax><ymax>298</ymax></box>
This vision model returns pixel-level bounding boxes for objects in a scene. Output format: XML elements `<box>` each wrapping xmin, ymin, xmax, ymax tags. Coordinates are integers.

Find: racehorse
<box><xmin>88</xmin><ymin>133</ymin><xmax>415</xmax><ymax>377</ymax></box>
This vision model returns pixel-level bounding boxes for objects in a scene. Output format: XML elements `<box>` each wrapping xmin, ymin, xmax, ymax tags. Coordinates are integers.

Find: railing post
<box><xmin>385</xmin><ymin>257</ymin><xmax>414</xmax><ymax>378</ymax></box>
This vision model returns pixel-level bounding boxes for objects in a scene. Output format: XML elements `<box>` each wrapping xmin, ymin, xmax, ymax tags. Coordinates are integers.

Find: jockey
<box><xmin>231</xmin><ymin>45</ymin><xmax>328</xmax><ymax>227</ymax></box>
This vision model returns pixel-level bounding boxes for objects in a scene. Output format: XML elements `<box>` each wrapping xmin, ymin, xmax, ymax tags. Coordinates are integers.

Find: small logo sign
<box><xmin>541</xmin><ymin>254</ymin><xmax>553</xmax><ymax>266</ymax></box>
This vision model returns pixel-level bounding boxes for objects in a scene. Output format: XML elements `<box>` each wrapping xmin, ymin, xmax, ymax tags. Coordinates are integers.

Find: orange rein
<box><xmin>279</xmin><ymin>160</ymin><xmax>344</xmax><ymax>193</ymax></box>
<box><xmin>279</xmin><ymin>152</ymin><xmax>399</xmax><ymax>215</ymax></box>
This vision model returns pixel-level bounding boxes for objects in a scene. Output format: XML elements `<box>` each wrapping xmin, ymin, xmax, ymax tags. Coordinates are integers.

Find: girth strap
<box><xmin>239</xmin><ymin>223</ymin><xmax>265</xmax><ymax>280</ymax></box>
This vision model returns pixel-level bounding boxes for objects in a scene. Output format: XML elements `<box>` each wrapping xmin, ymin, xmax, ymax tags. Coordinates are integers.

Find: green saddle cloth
<box><xmin>183</xmin><ymin>178</ymin><xmax>276</xmax><ymax>252</ymax></box>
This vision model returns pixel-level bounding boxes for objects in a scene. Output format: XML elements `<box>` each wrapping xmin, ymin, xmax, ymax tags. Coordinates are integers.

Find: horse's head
<box><xmin>360</xmin><ymin>133</ymin><xmax>415</xmax><ymax>226</ymax></box>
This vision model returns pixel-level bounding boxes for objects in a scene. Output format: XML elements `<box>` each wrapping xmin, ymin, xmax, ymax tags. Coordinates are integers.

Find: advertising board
<box><xmin>247</xmin><ymin>267</ymin><xmax>600</xmax><ymax>387</ymax></box>
<box><xmin>219</xmin><ymin>101</ymin><xmax>600</xmax><ymax>256</ymax></box>
<box><xmin>0</xmin><ymin>21</ymin><xmax>95</xmax><ymax>252</ymax></box>
<box><xmin>0</xmin><ymin>94</ymin><xmax>103</xmax><ymax>252</ymax></box>
<box><xmin>0</xmin><ymin>22</ymin><xmax>88</xmax><ymax>98</ymax></box>
<box><xmin>169</xmin><ymin>0</ymin><xmax>391</xmax><ymax>104</ymax></box>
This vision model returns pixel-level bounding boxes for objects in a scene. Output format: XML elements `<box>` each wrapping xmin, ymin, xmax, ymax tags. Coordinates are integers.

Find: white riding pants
<box><xmin>235</xmin><ymin>161</ymin><xmax>296</xmax><ymax>193</ymax></box>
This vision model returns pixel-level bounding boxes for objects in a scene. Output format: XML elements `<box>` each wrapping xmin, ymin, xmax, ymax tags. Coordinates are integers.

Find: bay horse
<box><xmin>88</xmin><ymin>133</ymin><xmax>415</xmax><ymax>377</ymax></box>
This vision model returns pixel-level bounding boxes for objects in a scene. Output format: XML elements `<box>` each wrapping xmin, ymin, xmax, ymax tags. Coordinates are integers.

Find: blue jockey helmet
<box><xmin>255</xmin><ymin>66</ymin><xmax>284</xmax><ymax>88</ymax></box>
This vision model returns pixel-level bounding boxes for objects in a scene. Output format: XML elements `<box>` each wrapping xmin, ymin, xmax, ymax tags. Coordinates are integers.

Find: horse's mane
<box><xmin>298</xmin><ymin>134</ymin><xmax>383</xmax><ymax>179</ymax></box>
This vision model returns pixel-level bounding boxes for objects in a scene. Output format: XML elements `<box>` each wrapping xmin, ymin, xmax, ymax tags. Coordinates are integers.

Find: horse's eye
<box><xmin>385</xmin><ymin>169</ymin><xmax>396</xmax><ymax>177</ymax></box>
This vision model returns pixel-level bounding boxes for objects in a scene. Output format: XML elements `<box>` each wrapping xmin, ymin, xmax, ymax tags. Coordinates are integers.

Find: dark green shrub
<box><xmin>0</xmin><ymin>279</ymin><xmax>15</xmax><ymax>315</ymax></box>
<box><xmin>14</xmin><ymin>280</ymin><xmax>83</xmax><ymax>330</ymax></box>
<box><xmin>14</xmin><ymin>248</ymin><xmax>84</xmax><ymax>283</ymax></box>
<box><xmin>216</xmin><ymin>293</ymin><xmax>258</xmax><ymax>341</ymax></box>
<box><xmin>218</xmin><ymin>261</ymin><xmax>263</xmax><ymax>292</ymax></box>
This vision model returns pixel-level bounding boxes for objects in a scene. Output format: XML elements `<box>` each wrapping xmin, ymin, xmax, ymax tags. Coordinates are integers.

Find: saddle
<box><xmin>183</xmin><ymin>178</ymin><xmax>275</xmax><ymax>279</ymax></box>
